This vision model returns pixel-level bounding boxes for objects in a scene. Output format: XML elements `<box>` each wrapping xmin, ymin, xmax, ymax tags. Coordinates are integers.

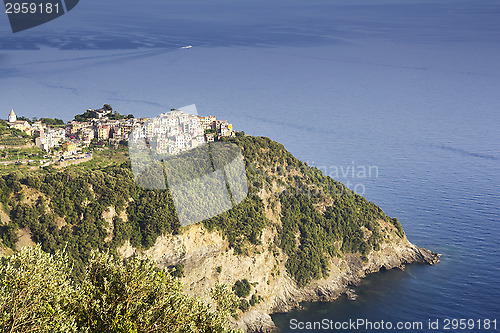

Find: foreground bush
<box><xmin>0</xmin><ymin>246</ymin><xmax>79</xmax><ymax>332</ymax></box>
<box><xmin>0</xmin><ymin>246</ymin><xmax>240</xmax><ymax>333</ymax></box>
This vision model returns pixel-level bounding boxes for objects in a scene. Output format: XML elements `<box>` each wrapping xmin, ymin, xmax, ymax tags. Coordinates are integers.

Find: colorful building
<box><xmin>97</xmin><ymin>125</ymin><xmax>110</xmax><ymax>141</ymax></box>
<box><xmin>62</xmin><ymin>142</ymin><xmax>77</xmax><ymax>156</ymax></box>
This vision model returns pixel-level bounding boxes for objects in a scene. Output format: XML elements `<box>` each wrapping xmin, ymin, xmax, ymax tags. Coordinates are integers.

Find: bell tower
<box><xmin>8</xmin><ymin>109</ymin><xmax>16</xmax><ymax>123</ymax></box>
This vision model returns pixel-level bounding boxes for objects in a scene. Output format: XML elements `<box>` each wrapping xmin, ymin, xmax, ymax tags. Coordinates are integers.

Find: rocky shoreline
<box><xmin>238</xmin><ymin>242</ymin><xmax>440</xmax><ymax>333</ymax></box>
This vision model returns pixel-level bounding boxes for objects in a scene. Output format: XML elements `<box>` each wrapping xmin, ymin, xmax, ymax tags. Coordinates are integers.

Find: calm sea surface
<box><xmin>1</xmin><ymin>1</ymin><xmax>499</xmax><ymax>331</ymax></box>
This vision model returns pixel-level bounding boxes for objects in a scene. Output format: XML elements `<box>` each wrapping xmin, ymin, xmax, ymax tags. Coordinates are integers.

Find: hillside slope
<box><xmin>0</xmin><ymin>135</ymin><xmax>439</xmax><ymax>332</ymax></box>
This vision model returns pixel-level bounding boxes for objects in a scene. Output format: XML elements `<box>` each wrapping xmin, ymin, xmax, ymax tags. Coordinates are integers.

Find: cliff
<box><xmin>0</xmin><ymin>135</ymin><xmax>440</xmax><ymax>332</ymax></box>
<box><xmin>115</xmin><ymin>210</ymin><xmax>438</xmax><ymax>332</ymax></box>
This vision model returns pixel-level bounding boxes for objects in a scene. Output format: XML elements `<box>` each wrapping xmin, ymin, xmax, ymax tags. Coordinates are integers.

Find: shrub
<box><xmin>238</xmin><ymin>299</ymin><xmax>249</xmax><ymax>312</ymax></box>
<box><xmin>78</xmin><ymin>251</ymin><xmax>239</xmax><ymax>333</ymax></box>
<box><xmin>232</xmin><ymin>279</ymin><xmax>251</xmax><ymax>298</ymax></box>
<box><xmin>0</xmin><ymin>247</ymin><xmax>241</xmax><ymax>333</ymax></box>
<box><xmin>0</xmin><ymin>245</ymin><xmax>79</xmax><ymax>332</ymax></box>
<box><xmin>169</xmin><ymin>263</ymin><xmax>185</xmax><ymax>278</ymax></box>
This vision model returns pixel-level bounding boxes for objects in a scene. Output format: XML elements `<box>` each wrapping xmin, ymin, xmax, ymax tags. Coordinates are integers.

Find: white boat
<box><xmin>181</xmin><ymin>45</ymin><xmax>192</xmax><ymax>49</ymax></box>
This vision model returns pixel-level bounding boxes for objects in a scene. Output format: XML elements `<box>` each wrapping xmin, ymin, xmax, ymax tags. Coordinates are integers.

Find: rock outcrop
<box><xmin>117</xmin><ymin>216</ymin><xmax>439</xmax><ymax>333</ymax></box>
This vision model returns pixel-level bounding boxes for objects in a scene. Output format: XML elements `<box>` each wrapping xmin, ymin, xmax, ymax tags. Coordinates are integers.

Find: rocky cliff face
<box><xmin>117</xmin><ymin>199</ymin><xmax>439</xmax><ymax>333</ymax></box>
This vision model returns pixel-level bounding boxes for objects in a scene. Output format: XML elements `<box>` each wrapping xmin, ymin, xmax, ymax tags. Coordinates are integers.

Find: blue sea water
<box><xmin>0</xmin><ymin>1</ymin><xmax>499</xmax><ymax>331</ymax></box>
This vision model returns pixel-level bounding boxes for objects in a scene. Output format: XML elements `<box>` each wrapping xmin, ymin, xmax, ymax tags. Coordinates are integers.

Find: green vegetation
<box><xmin>238</xmin><ymin>299</ymin><xmax>250</xmax><ymax>312</ymax></box>
<box><xmin>0</xmin><ymin>120</ymin><xmax>47</xmax><ymax>175</ymax></box>
<box><xmin>0</xmin><ymin>246</ymin><xmax>240</xmax><ymax>333</ymax></box>
<box><xmin>74</xmin><ymin>110</ymin><xmax>97</xmax><ymax>122</ymax></box>
<box><xmin>230</xmin><ymin>279</ymin><xmax>264</xmax><ymax>312</ymax></box>
<box><xmin>203</xmin><ymin>194</ymin><xmax>266</xmax><ymax>255</ymax></box>
<box><xmin>249</xmin><ymin>294</ymin><xmax>262</xmax><ymax>306</ymax></box>
<box><xmin>0</xmin><ymin>135</ymin><xmax>405</xmax><ymax>289</ymax></box>
<box><xmin>0</xmin><ymin>246</ymin><xmax>78</xmax><ymax>332</ymax></box>
<box><xmin>74</xmin><ymin>105</ymin><xmax>134</xmax><ymax>122</ymax></box>
<box><xmin>169</xmin><ymin>263</ymin><xmax>185</xmax><ymax>278</ymax></box>
<box><xmin>40</xmin><ymin>117</ymin><xmax>65</xmax><ymax>126</ymax></box>
<box><xmin>232</xmin><ymin>279</ymin><xmax>251</xmax><ymax>298</ymax></box>
<box><xmin>391</xmin><ymin>217</ymin><xmax>405</xmax><ymax>238</ymax></box>
<box><xmin>7</xmin><ymin>165</ymin><xmax>137</xmax><ymax>276</ymax></box>
<box><xmin>0</xmin><ymin>146</ymin><xmax>45</xmax><ymax>162</ymax></box>
<box><xmin>278</xmin><ymin>193</ymin><xmax>385</xmax><ymax>285</ymax></box>
<box><xmin>0</xmin><ymin>120</ymin><xmax>31</xmax><ymax>146</ymax></box>
<box><xmin>79</xmin><ymin>145</ymin><xmax>129</xmax><ymax>168</ymax></box>
<box><xmin>16</xmin><ymin>116</ymin><xmax>32</xmax><ymax>125</ymax></box>
<box><xmin>108</xmin><ymin>112</ymin><xmax>135</xmax><ymax>120</ymax></box>
<box><xmin>219</xmin><ymin>136</ymin><xmax>404</xmax><ymax>286</ymax></box>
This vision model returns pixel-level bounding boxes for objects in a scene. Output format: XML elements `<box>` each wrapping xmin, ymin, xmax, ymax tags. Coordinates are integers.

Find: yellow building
<box><xmin>97</xmin><ymin>126</ymin><xmax>110</xmax><ymax>141</ymax></box>
<box><xmin>10</xmin><ymin>122</ymin><xmax>31</xmax><ymax>135</ymax></box>
<box><xmin>62</xmin><ymin>142</ymin><xmax>77</xmax><ymax>156</ymax></box>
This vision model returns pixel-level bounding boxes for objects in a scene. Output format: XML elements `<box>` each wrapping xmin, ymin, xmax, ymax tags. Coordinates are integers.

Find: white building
<box><xmin>35</xmin><ymin>130</ymin><xmax>48</xmax><ymax>151</ymax></box>
<box><xmin>36</xmin><ymin>128</ymin><xmax>66</xmax><ymax>151</ymax></box>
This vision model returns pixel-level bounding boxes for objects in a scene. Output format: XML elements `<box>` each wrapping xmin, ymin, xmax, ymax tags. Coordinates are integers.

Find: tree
<box><xmin>74</xmin><ymin>110</ymin><xmax>95</xmax><ymax>122</ymax></box>
<box><xmin>238</xmin><ymin>300</ymin><xmax>249</xmax><ymax>312</ymax></box>
<box><xmin>17</xmin><ymin>116</ymin><xmax>32</xmax><ymax>125</ymax></box>
<box><xmin>249</xmin><ymin>294</ymin><xmax>261</xmax><ymax>306</ymax></box>
<box><xmin>0</xmin><ymin>246</ymin><xmax>79</xmax><ymax>332</ymax></box>
<box><xmin>210</xmin><ymin>284</ymin><xmax>239</xmax><ymax>317</ymax></box>
<box><xmin>41</xmin><ymin>118</ymin><xmax>65</xmax><ymax>126</ymax></box>
<box><xmin>169</xmin><ymin>263</ymin><xmax>185</xmax><ymax>278</ymax></box>
<box><xmin>232</xmin><ymin>279</ymin><xmax>251</xmax><ymax>298</ymax></box>
<box><xmin>78</xmin><ymin>251</ymin><xmax>240</xmax><ymax>333</ymax></box>
<box><xmin>0</xmin><ymin>224</ymin><xmax>18</xmax><ymax>249</ymax></box>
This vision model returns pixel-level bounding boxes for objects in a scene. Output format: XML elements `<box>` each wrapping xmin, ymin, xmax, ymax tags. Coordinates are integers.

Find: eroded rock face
<box><xmin>117</xmin><ymin>219</ymin><xmax>439</xmax><ymax>333</ymax></box>
<box><xmin>238</xmin><ymin>311</ymin><xmax>277</xmax><ymax>333</ymax></box>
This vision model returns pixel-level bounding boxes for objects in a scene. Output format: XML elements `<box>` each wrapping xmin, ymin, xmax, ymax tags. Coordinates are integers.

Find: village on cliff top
<box><xmin>2</xmin><ymin>105</ymin><xmax>236</xmax><ymax>166</ymax></box>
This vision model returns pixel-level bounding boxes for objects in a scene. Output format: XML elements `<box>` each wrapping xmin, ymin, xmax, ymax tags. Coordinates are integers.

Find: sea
<box><xmin>0</xmin><ymin>1</ymin><xmax>499</xmax><ymax>332</ymax></box>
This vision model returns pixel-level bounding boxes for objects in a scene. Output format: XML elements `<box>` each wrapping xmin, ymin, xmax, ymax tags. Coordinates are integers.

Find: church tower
<box><xmin>8</xmin><ymin>109</ymin><xmax>16</xmax><ymax>123</ymax></box>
